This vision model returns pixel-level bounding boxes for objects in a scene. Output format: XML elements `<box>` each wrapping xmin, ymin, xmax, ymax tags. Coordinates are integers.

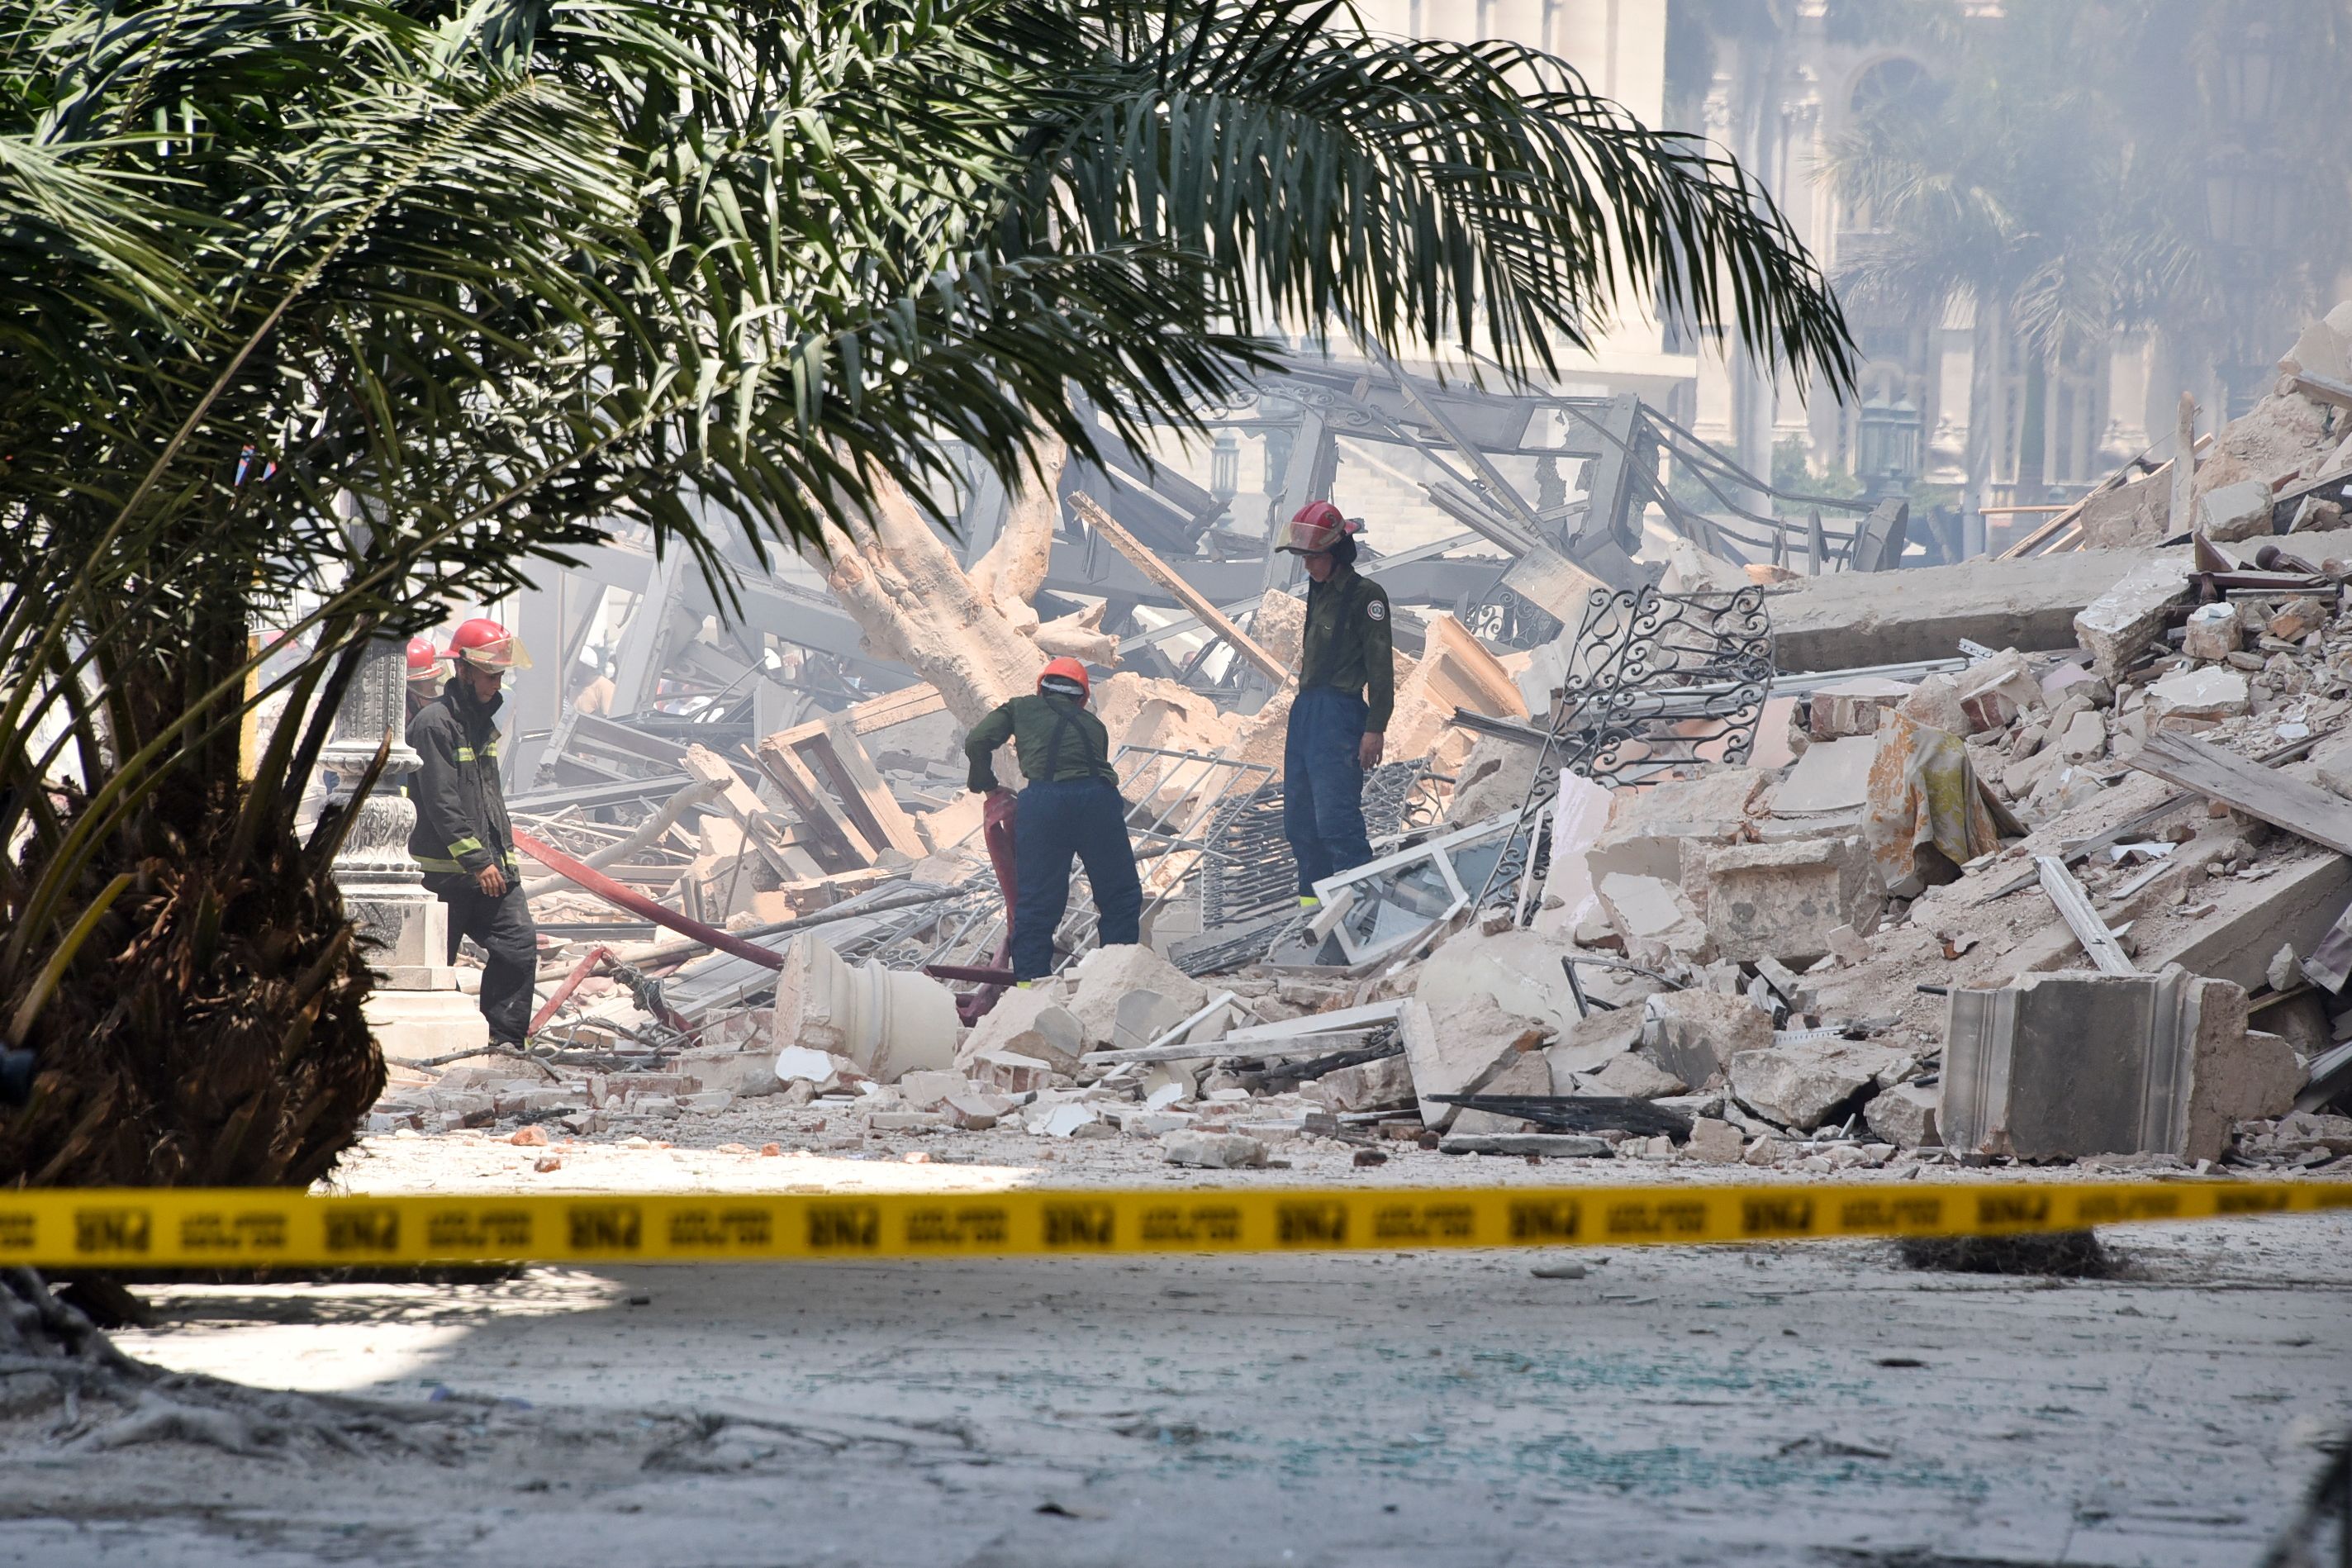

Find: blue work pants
<box><xmin>1283</xmin><ymin>687</ymin><xmax>1374</xmax><ymax>897</ymax></box>
<box><xmin>1012</xmin><ymin>777</ymin><xmax>1143</xmax><ymax>981</ymax></box>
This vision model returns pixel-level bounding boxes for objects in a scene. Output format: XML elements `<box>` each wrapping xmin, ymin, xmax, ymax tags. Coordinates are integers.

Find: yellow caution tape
<box><xmin>0</xmin><ymin>1181</ymin><xmax>2343</xmax><ymax>1267</ymax></box>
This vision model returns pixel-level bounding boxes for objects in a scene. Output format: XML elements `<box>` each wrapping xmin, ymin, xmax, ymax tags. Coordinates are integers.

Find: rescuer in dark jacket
<box><xmin>963</xmin><ymin>658</ymin><xmax>1143</xmax><ymax>982</ymax></box>
<box><xmin>408</xmin><ymin>617</ymin><xmax>537</xmax><ymax>1046</ymax></box>
<box><xmin>1278</xmin><ymin>501</ymin><xmax>1393</xmax><ymax>906</ymax></box>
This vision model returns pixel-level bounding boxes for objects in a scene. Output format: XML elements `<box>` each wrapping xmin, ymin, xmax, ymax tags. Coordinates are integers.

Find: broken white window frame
<box><xmin>1310</xmin><ymin>811</ymin><xmax>1532</xmax><ymax>967</ymax></box>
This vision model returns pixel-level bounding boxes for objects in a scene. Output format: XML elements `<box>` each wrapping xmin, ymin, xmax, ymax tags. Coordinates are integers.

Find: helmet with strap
<box><xmin>446</xmin><ymin>618</ymin><xmax>532</xmax><ymax>672</ymax></box>
<box><xmin>1037</xmin><ymin>656</ymin><xmax>1090</xmax><ymax>702</ymax></box>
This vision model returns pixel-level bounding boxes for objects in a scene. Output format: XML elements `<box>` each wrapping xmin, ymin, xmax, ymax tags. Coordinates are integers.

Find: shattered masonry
<box><xmin>373</xmin><ymin>314</ymin><xmax>2352</xmax><ymax>1179</ymax></box>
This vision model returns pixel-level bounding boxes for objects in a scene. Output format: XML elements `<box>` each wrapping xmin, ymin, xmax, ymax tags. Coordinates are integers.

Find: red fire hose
<box><xmin>511</xmin><ymin>828</ymin><xmax>784</xmax><ymax>971</ymax></box>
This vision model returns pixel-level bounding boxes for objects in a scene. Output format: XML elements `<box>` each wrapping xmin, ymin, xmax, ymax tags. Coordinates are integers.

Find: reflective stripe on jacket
<box><xmin>406</xmin><ymin>682</ymin><xmax>520</xmax><ymax>879</ymax></box>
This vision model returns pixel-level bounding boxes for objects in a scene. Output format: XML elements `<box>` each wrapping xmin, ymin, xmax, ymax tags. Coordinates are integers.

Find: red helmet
<box><xmin>406</xmin><ymin>635</ymin><xmax>451</xmax><ymax>687</ymax></box>
<box><xmin>446</xmin><ymin>617</ymin><xmax>532</xmax><ymax>672</ymax></box>
<box><xmin>1276</xmin><ymin>500</ymin><xmax>1356</xmax><ymax>554</ymax></box>
<box><xmin>1038</xmin><ymin>656</ymin><xmax>1090</xmax><ymax>701</ymax></box>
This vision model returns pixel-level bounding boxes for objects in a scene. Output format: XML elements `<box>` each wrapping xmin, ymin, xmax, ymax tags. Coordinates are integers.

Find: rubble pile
<box><xmin>374</xmin><ymin>311</ymin><xmax>2352</xmax><ymax>1181</ymax></box>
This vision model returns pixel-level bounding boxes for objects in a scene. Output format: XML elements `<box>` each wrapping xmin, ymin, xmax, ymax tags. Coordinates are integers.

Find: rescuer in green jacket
<box><xmin>963</xmin><ymin>658</ymin><xmax>1143</xmax><ymax>981</ymax></box>
<box><xmin>1279</xmin><ymin>501</ymin><xmax>1393</xmax><ymax>905</ymax></box>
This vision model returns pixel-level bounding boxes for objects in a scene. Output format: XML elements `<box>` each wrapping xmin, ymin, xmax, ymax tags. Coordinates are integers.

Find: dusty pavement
<box><xmin>2</xmin><ymin>1141</ymin><xmax>2347</xmax><ymax>1567</ymax></box>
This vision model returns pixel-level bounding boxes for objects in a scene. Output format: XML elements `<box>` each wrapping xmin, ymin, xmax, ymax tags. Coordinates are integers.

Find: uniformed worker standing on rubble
<box><xmin>408</xmin><ymin>618</ymin><xmax>539</xmax><ymax>1048</ymax></box>
<box><xmin>964</xmin><ymin>657</ymin><xmax>1144</xmax><ymax>983</ymax></box>
<box><xmin>1277</xmin><ymin>501</ymin><xmax>1392</xmax><ymax>909</ymax></box>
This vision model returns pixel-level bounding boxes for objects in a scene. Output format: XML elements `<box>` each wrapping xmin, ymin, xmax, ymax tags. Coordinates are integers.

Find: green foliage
<box><xmin>1824</xmin><ymin>0</ymin><xmax>2348</xmax><ymax>373</ymax></box>
<box><xmin>0</xmin><ymin>0</ymin><xmax>1852</xmax><ymax>1160</ymax></box>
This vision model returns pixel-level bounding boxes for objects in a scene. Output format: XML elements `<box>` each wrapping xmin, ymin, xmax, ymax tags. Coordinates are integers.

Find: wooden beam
<box><xmin>2034</xmin><ymin>854</ymin><xmax>2139</xmax><ymax>975</ymax></box>
<box><xmin>2293</xmin><ymin>371</ymin><xmax>2352</xmax><ymax>412</ymax></box>
<box><xmin>682</xmin><ymin>743</ymin><xmax>839</xmax><ymax>879</ymax></box>
<box><xmin>1067</xmin><ymin>492</ymin><xmax>1290</xmax><ymax>684</ymax></box>
<box><xmin>2128</xmin><ymin>730</ymin><xmax>2352</xmax><ymax>858</ymax></box>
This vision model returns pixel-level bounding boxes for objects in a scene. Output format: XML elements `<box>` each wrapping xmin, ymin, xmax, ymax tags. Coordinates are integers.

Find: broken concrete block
<box><xmin>1542</xmin><ymin>1009</ymin><xmax>1643</xmax><ymax>1081</ymax></box>
<box><xmin>2183</xmin><ymin>602</ymin><xmax>2242</xmax><ymax>662</ymax></box>
<box><xmin>1399</xmin><ymin>994</ymin><xmax>1548</xmax><ymax>1131</ymax></box>
<box><xmin>1686</xmin><ymin>1117</ymin><xmax>1745</xmax><ymax>1164</ymax></box>
<box><xmin>1863</xmin><ymin>1081</ymin><xmax>1940</xmax><ymax>1148</ymax></box>
<box><xmin>959</xmin><ymin>987</ymin><xmax>1085</xmax><ymax>1075</ymax></box>
<box><xmin>772</xmin><ymin>1045</ymin><xmax>863</xmax><ymax>1093</ymax></box>
<box><xmin>1308</xmin><ymin>1053</ymin><xmax>1417</xmax><ymax>1114</ymax></box>
<box><xmin>1955</xmin><ymin>649</ymin><xmax>2044</xmax><ymax>734</ymax></box>
<box><xmin>1062</xmin><ymin>944</ymin><xmax>1210</xmax><ymax>1048</ymax></box>
<box><xmin>1596</xmin><ymin>872</ymin><xmax>1713</xmax><ymax>967</ymax></box>
<box><xmin>1808</xmin><ymin>677</ymin><xmax>1915</xmax><ymax>739</ymax></box>
<box><xmin>1699</xmin><ymin>836</ymin><xmax>1884</xmax><ymax>967</ymax></box>
<box><xmin>1639</xmin><ymin>991</ymin><xmax>1775</xmax><ymax>1086</ymax></box>
<box><xmin>2316</xmin><ymin>740</ymin><xmax>2352</xmax><ymax>802</ymax></box>
<box><xmin>1729</xmin><ymin>1038</ymin><xmax>1908</xmax><ymax>1131</ymax></box>
<box><xmin>772</xmin><ymin>937</ymin><xmax>960</xmax><ymax>1083</ymax></box>
<box><xmin>1586</xmin><ymin>767</ymin><xmax>1770</xmax><ymax>884</ymax></box>
<box><xmin>1415</xmin><ymin>924</ymin><xmax>1591</xmax><ymax>1039</ymax></box>
<box><xmin>2074</xmin><ymin>558</ymin><xmax>2192</xmax><ymax>677</ymax></box>
<box><xmin>1449</xmin><ymin>1051</ymin><xmax>1556</xmax><ymax>1133</ymax></box>
<box><xmin>1112</xmin><ymin>988</ymin><xmax>1196</xmax><ymax>1053</ymax></box>
<box><xmin>1898</xmin><ymin>673</ymin><xmax>1974</xmax><ymax>736</ymax></box>
<box><xmin>972</xmin><ymin>1049</ymin><xmax>1056</xmax><ymax>1096</ymax></box>
<box><xmin>1942</xmin><ymin>967</ymin><xmax>2293</xmax><ymax>1162</ymax></box>
<box><xmin>2198</xmin><ymin>478</ymin><xmax>2276</xmax><ymax>543</ymax></box>
<box><xmin>939</xmin><ymin>1090</ymin><xmax>1005</xmax><ymax>1129</ymax></box>
<box><xmin>1825</xmin><ymin>924</ymin><xmax>1873</xmax><ymax>967</ymax></box>
<box><xmin>2147</xmin><ymin>666</ymin><xmax>2250</xmax><ymax>728</ymax></box>
<box><xmin>1585</xmin><ymin>1052</ymin><xmax>1687</xmax><ymax>1099</ymax></box>
<box><xmin>2055</xmin><ymin>707</ymin><xmax>2107</xmax><ymax>763</ymax></box>
<box><xmin>1160</xmin><ymin>1130</ymin><xmax>1268</xmax><ymax>1169</ymax></box>
<box><xmin>1445</xmin><ymin>734</ymin><xmax>1545</xmax><ymax>825</ymax></box>
<box><xmin>2268</xmin><ymin>596</ymin><xmax>2329</xmax><ymax>642</ymax></box>
<box><xmin>895</xmin><ymin>1070</ymin><xmax>972</xmax><ymax>1112</ymax></box>
<box><xmin>1766</xmin><ymin>734</ymin><xmax>1877</xmax><ymax>821</ymax></box>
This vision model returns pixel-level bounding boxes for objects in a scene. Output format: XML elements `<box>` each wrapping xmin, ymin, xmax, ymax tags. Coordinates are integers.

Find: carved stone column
<box><xmin>321</xmin><ymin>633</ymin><xmax>452</xmax><ymax>991</ymax></box>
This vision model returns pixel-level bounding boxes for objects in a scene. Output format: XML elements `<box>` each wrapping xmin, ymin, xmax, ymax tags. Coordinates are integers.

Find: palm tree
<box><xmin>0</xmin><ymin>0</ymin><xmax>1853</xmax><ymax>1189</ymax></box>
<box><xmin>1822</xmin><ymin>0</ymin><xmax>2352</xmax><ymax>539</ymax></box>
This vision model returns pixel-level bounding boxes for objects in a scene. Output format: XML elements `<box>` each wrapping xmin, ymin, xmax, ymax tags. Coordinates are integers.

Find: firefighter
<box><xmin>1276</xmin><ymin>501</ymin><xmax>1392</xmax><ymax>908</ymax></box>
<box><xmin>408</xmin><ymin>617</ymin><xmax>538</xmax><ymax>1048</ymax></box>
<box><xmin>405</xmin><ymin>635</ymin><xmax>450</xmax><ymax>721</ymax></box>
<box><xmin>963</xmin><ymin>657</ymin><xmax>1143</xmax><ymax>983</ymax></box>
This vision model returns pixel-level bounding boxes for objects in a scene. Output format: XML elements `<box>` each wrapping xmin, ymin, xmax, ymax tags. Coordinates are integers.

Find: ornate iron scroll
<box><xmin>1539</xmin><ymin>584</ymin><xmax>1775</xmax><ymax>792</ymax></box>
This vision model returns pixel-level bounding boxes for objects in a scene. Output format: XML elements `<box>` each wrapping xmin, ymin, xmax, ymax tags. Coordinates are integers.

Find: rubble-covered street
<box><xmin>5</xmin><ymin>1211</ymin><xmax>2341</xmax><ymax>1568</ymax></box>
<box><xmin>10</xmin><ymin>5</ymin><xmax>2352</xmax><ymax>1562</ymax></box>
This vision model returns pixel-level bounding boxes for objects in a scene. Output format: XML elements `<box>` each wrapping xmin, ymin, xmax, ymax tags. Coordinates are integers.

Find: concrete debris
<box><xmin>957</xmin><ymin>988</ymin><xmax>1085</xmax><ymax>1076</ymax></box>
<box><xmin>1729</xmin><ymin>1038</ymin><xmax>1909</xmax><ymax>1131</ymax></box>
<box><xmin>1058</xmin><ymin>944</ymin><xmax>1211</xmax><ymax>1049</ymax></box>
<box><xmin>1943</xmin><ymin>967</ymin><xmax>2295</xmax><ymax>1162</ymax></box>
<box><xmin>1399</xmin><ymin>995</ymin><xmax>1550</xmax><ymax>1131</ymax></box>
<box><xmin>1699</xmin><ymin>837</ymin><xmax>1884</xmax><ymax>966</ymax></box>
<box><xmin>365</xmin><ymin>312</ymin><xmax>2352</xmax><ymax>1186</ymax></box>
<box><xmin>1160</xmin><ymin>1130</ymin><xmax>1268</xmax><ymax>1169</ymax></box>
<box><xmin>1808</xmin><ymin>677</ymin><xmax>1914</xmax><ymax>739</ymax></box>
<box><xmin>1639</xmin><ymin>991</ymin><xmax>1775</xmax><ymax>1087</ymax></box>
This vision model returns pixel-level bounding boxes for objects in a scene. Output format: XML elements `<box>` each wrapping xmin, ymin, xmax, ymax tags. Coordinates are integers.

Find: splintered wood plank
<box><xmin>1067</xmin><ymin>492</ymin><xmax>1290</xmax><ymax>683</ymax></box>
<box><xmin>2128</xmin><ymin>729</ymin><xmax>2352</xmax><ymax>858</ymax></box>
<box><xmin>682</xmin><ymin>744</ymin><xmax>838</xmax><ymax>879</ymax></box>
<box><xmin>2033</xmin><ymin>854</ymin><xmax>2139</xmax><ymax>976</ymax></box>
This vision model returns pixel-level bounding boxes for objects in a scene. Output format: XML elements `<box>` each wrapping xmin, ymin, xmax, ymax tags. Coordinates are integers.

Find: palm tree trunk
<box><xmin>1961</xmin><ymin>296</ymin><xmax>2006</xmax><ymax>557</ymax></box>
